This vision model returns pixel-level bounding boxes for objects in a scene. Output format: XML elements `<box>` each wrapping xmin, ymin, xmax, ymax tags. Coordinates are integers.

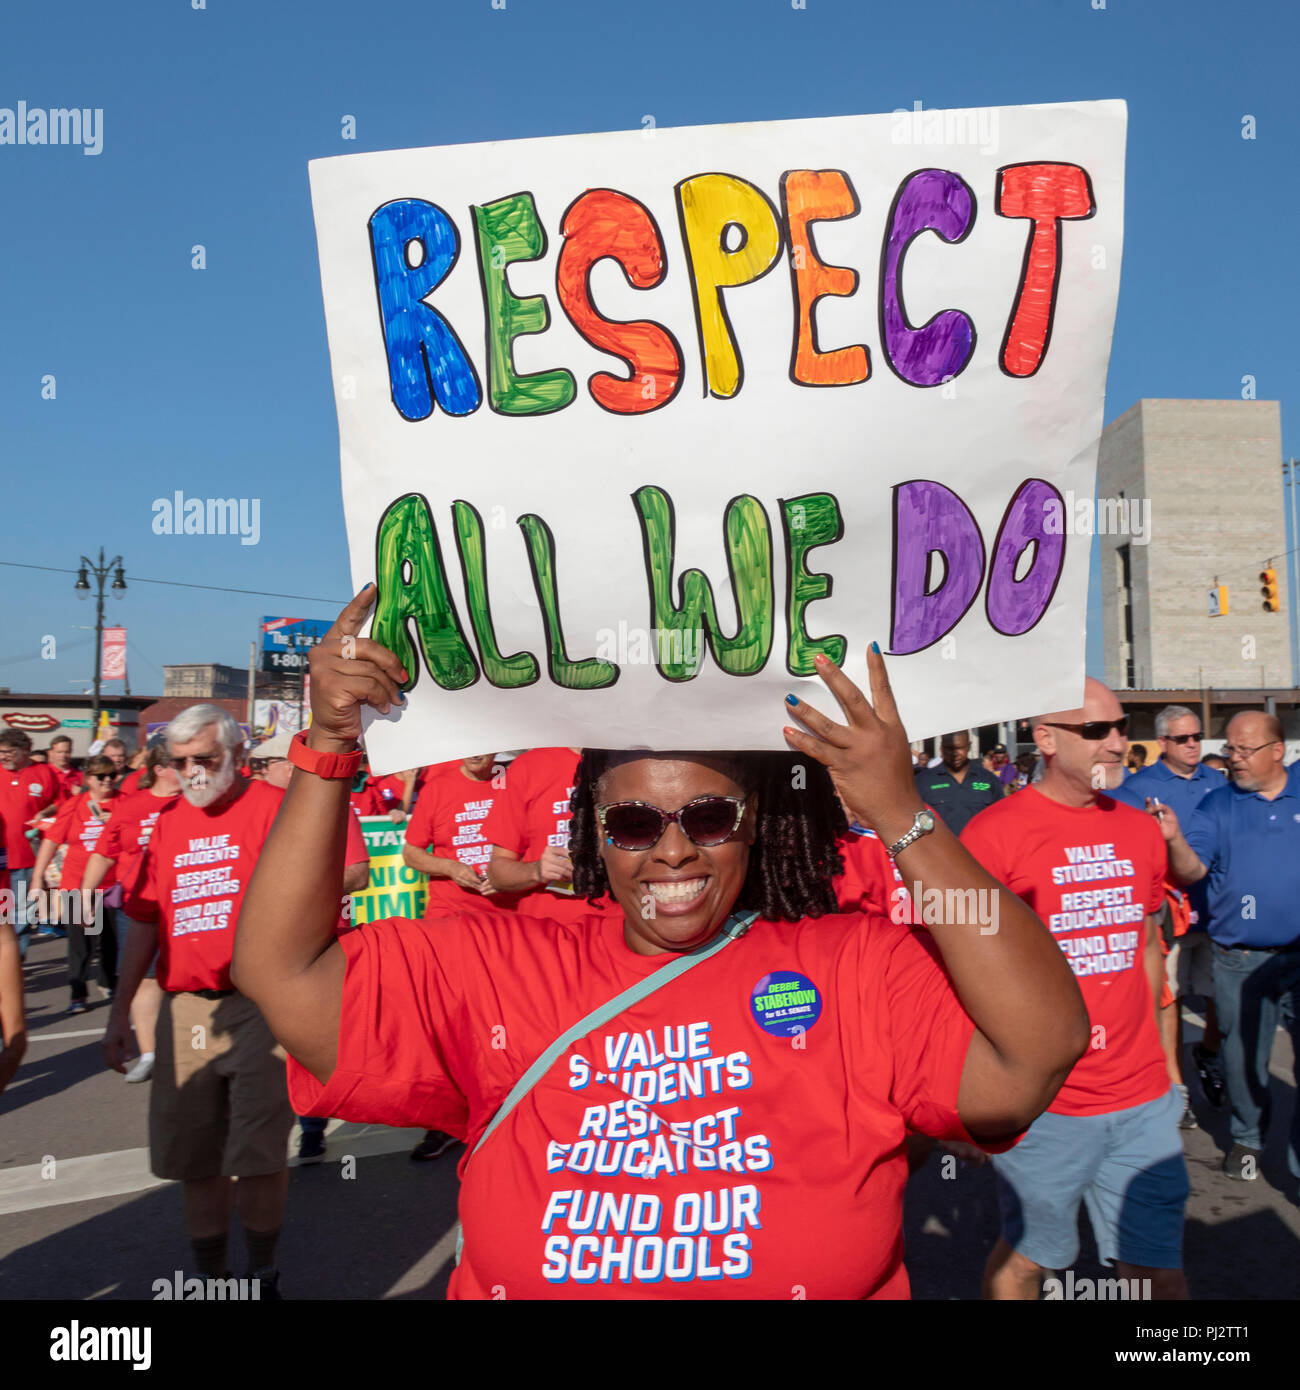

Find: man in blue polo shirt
<box><xmin>914</xmin><ymin>731</ymin><xmax>1002</xmax><ymax>837</ymax></box>
<box><xmin>1156</xmin><ymin>710</ymin><xmax>1300</xmax><ymax>1181</ymax></box>
<box><xmin>1113</xmin><ymin>705</ymin><xmax>1225</xmax><ymax>1128</ymax></box>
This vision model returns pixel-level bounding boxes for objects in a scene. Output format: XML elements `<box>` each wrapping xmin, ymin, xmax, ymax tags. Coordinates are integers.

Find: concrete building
<box><xmin>1098</xmin><ymin>399</ymin><xmax>1292</xmax><ymax>690</ymax></box>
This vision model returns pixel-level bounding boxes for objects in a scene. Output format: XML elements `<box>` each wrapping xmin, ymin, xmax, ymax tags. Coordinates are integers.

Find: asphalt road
<box><xmin>3</xmin><ymin>936</ymin><xmax>1296</xmax><ymax>1301</ymax></box>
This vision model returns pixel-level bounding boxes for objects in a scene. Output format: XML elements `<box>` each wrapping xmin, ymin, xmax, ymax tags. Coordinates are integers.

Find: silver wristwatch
<box><xmin>886</xmin><ymin>808</ymin><xmax>936</xmax><ymax>859</ymax></box>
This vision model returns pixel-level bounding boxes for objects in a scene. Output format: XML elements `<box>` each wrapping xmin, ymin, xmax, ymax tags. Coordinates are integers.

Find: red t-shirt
<box><xmin>97</xmin><ymin>788</ymin><xmax>180</xmax><ymax>901</ymax></box>
<box><xmin>1</xmin><ymin>762</ymin><xmax>63</xmax><ymax>870</ymax></box>
<box><xmin>481</xmin><ymin>747</ymin><xmax>616</xmax><ymax>925</ymax></box>
<box><xmin>288</xmin><ymin>908</ymin><xmax>1007</xmax><ymax>1299</ymax></box>
<box><xmin>832</xmin><ymin>827</ymin><xmax>915</xmax><ymax>923</ymax></box>
<box><xmin>118</xmin><ymin>768</ymin><xmax>145</xmax><ymax>794</ymax></box>
<box><xmin>404</xmin><ymin>760</ymin><xmax>520</xmax><ymax>917</ymax></box>
<box><xmin>960</xmin><ymin>787</ymin><xmax>1168</xmax><ymax>1116</ymax></box>
<box><xmin>374</xmin><ymin>774</ymin><xmax>407</xmax><ymax>813</ymax></box>
<box><xmin>44</xmin><ymin>790</ymin><xmax>119</xmax><ymax>891</ymax></box>
<box><xmin>50</xmin><ymin>764</ymin><xmax>82</xmax><ymax>799</ymax></box>
<box><xmin>350</xmin><ymin>783</ymin><xmax>386</xmax><ymax>818</ymax></box>
<box><xmin>135</xmin><ymin>779</ymin><xmax>285</xmax><ymax>993</ymax></box>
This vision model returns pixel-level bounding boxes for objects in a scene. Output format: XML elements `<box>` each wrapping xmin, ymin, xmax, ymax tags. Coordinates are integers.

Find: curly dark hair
<box><xmin>569</xmin><ymin>750</ymin><xmax>849</xmax><ymax>922</ymax></box>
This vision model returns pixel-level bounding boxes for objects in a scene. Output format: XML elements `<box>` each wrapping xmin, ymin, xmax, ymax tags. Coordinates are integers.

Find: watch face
<box><xmin>917</xmin><ymin>810</ymin><xmax>936</xmax><ymax>831</ymax></box>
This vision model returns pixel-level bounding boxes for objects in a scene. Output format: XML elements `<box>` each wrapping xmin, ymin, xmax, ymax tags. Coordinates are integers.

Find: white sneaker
<box><xmin>125</xmin><ymin>1052</ymin><xmax>155</xmax><ymax>1084</ymax></box>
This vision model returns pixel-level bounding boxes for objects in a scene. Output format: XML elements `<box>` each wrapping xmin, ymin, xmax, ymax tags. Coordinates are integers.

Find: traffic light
<box><xmin>1260</xmin><ymin>567</ymin><xmax>1280</xmax><ymax>612</ymax></box>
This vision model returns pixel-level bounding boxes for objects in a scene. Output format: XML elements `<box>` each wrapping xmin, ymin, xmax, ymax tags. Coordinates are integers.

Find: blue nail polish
<box><xmin>870</xmin><ymin>641</ymin><xmax>881</xmax><ymax>655</ymax></box>
<box><xmin>785</xmin><ymin>693</ymin><xmax>799</xmax><ymax>706</ymax></box>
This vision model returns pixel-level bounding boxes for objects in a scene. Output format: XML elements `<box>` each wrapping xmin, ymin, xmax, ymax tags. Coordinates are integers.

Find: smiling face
<box><xmin>597</xmin><ymin>754</ymin><xmax>756</xmax><ymax>957</ymax></box>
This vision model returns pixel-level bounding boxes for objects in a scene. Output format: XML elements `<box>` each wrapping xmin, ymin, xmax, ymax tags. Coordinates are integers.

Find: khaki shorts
<box><xmin>149</xmin><ymin>990</ymin><xmax>293</xmax><ymax>1181</ymax></box>
<box><xmin>1166</xmin><ymin>931</ymin><xmax>1216</xmax><ymax>1001</ymax></box>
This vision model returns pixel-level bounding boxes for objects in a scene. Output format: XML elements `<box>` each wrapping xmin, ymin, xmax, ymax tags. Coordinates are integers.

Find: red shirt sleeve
<box><xmin>481</xmin><ymin>765</ymin><xmax>525</xmax><ymax>856</ymax></box>
<box><xmin>127</xmin><ymin>835</ymin><xmax>161</xmax><ymax>922</ymax></box>
<box><xmin>286</xmin><ymin>919</ymin><xmax>471</xmax><ymax>1137</ymax></box>
<box><xmin>44</xmin><ymin>796</ymin><xmax>79</xmax><ymax>846</ymax></box>
<box><xmin>876</xmin><ymin>922</ymin><xmax>1023</xmax><ymax>1154</ymax></box>
<box><xmin>404</xmin><ymin>789</ymin><xmax>436</xmax><ymax>851</ymax></box>
<box><xmin>345</xmin><ymin>808</ymin><xmax>368</xmax><ymax>867</ymax></box>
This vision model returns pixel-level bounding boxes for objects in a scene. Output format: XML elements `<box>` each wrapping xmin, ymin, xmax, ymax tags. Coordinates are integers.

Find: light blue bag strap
<box><xmin>453</xmin><ymin>908</ymin><xmax>758</xmax><ymax>1266</ymax></box>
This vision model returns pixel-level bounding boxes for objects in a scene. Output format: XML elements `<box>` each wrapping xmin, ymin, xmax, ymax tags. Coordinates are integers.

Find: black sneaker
<box><xmin>1179</xmin><ymin>1101</ymin><xmax>1198</xmax><ymax>1131</ymax></box>
<box><xmin>1222</xmin><ymin>1143</ymin><xmax>1261</xmax><ymax>1181</ymax></box>
<box><xmin>249</xmin><ymin>1267</ymin><xmax>282</xmax><ymax>1300</ymax></box>
<box><xmin>1193</xmin><ymin>1044</ymin><xmax>1226</xmax><ymax>1108</ymax></box>
<box><xmin>410</xmin><ymin>1130</ymin><xmax>458</xmax><ymax>1161</ymax></box>
<box><xmin>297</xmin><ymin>1131</ymin><xmax>326</xmax><ymax>1164</ymax></box>
<box><xmin>67</xmin><ymin>999</ymin><xmax>88</xmax><ymax>1015</ymax></box>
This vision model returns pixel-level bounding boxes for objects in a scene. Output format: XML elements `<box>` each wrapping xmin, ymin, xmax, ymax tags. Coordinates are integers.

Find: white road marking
<box><xmin>27</xmin><ymin>1028</ymin><xmax>107</xmax><ymax>1042</ymax></box>
<box><xmin>0</xmin><ymin>1121</ymin><xmax>429</xmax><ymax>1216</ymax></box>
<box><xmin>383</xmin><ymin>1221</ymin><xmax>461</xmax><ymax>1298</ymax></box>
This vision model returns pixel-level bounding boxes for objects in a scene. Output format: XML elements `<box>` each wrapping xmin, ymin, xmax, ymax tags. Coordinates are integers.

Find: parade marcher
<box><xmin>913</xmin><ymin>731</ymin><xmax>1002</xmax><ymax>837</ymax></box>
<box><xmin>82</xmin><ymin>744</ymin><xmax>182</xmax><ymax>1082</ymax></box>
<box><xmin>47</xmin><ymin>734</ymin><xmax>82</xmax><ymax>799</ymax></box>
<box><xmin>483</xmin><ymin>745</ymin><xmax>618</xmax><ymax>924</ymax></box>
<box><xmin>1111</xmin><ymin>705</ymin><xmax>1225</xmax><ymax>1128</ymax></box>
<box><xmin>1155</xmin><ymin>710</ymin><xmax>1300</xmax><ymax>1182</ymax></box>
<box><xmin>0</xmin><ymin>917</ymin><xmax>25</xmax><ymax>1097</ymax></box>
<box><xmin>31</xmin><ymin>756</ymin><xmax>120</xmax><ymax>1013</ymax></box>
<box><xmin>103</xmin><ymin>706</ymin><xmax>295</xmax><ymax>1296</ymax></box>
<box><xmin>233</xmin><ymin>589</ymin><xmax>1088</xmax><ymax>1300</ymax></box>
<box><xmin>0</xmin><ymin>728</ymin><xmax>64</xmax><ymax>957</ymax></box>
<box><xmin>963</xmin><ymin>678</ymin><xmax>1189</xmax><ymax>1301</ymax></box>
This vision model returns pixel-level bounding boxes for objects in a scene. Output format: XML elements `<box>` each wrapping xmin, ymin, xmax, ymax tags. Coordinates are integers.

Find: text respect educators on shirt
<box><xmin>232</xmin><ymin>586</ymin><xmax>1090</xmax><ymax>1299</ymax></box>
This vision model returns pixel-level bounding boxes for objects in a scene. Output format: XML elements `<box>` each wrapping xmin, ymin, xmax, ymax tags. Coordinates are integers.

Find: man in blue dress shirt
<box><xmin>1155</xmin><ymin>711</ymin><xmax>1300</xmax><ymax>1181</ymax></box>
<box><xmin>1112</xmin><ymin>706</ymin><xmax>1225</xmax><ymax>1127</ymax></box>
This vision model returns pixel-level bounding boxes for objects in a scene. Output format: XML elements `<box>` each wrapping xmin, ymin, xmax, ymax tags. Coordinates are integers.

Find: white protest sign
<box><xmin>310</xmin><ymin>101</ymin><xmax>1125</xmax><ymax>774</ymax></box>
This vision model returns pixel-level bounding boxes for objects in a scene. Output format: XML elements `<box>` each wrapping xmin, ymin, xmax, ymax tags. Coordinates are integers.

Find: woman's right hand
<box><xmin>307</xmin><ymin>586</ymin><xmax>409</xmax><ymax>752</ymax></box>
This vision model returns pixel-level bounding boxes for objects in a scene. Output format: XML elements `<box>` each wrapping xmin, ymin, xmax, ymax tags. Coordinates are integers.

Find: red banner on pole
<box><xmin>101</xmin><ymin>627</ymin><xmax>127</xmax><ymax>681</ymax></box>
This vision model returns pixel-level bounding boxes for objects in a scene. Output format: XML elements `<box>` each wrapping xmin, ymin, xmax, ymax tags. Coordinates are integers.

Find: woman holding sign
<box><xmin>233</xmin><ymin>587</ymin><xmax>1088</xmax><ymax>1299</ymax></box>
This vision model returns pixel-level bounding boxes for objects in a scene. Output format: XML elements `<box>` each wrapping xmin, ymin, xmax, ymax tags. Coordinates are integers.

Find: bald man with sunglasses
<box><xmin>962</xmin><ymin>677</ymin><xmax>1188</xmax><ymax>1300</ymax></box>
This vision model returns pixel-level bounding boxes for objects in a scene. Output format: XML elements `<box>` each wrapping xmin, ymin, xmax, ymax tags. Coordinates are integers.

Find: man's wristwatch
<box><xmin>287</xmin><ymin>730</ymin><xmax>365</xmax><ymax>780</ymax></box>
<box><xmin>886</xmin><ymin>808</ymin><xmax>936</xmax><ymax>859</ymax></box>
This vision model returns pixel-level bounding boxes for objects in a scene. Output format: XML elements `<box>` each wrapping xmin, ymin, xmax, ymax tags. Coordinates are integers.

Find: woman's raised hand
<box><xmin>782</xmin><ymin>647</ymin><xmax>925</xmax><ymax>846</ymax></box>
<box><xmin>308</xmin><ymin>586</ymin><xmax>409</xmax><ymax>750</ymax></box>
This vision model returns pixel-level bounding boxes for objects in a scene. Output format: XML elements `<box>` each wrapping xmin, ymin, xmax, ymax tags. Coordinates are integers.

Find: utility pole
<box><xmin>74</xmin><ymin>548</ymin><xmax>126</xmax><ymax>731</ymax></box>
<box><xmin>247</xmin><ymin>640</ymin><xmax>256</xmax><ymax>729</ymax></box>
<box><xmin>1286</xmin><ymin>459</ymin><xmax>1299</xmax><ymax>687</ymax></box>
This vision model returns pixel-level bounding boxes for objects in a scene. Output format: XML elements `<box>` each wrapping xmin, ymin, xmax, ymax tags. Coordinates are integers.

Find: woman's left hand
<box><xmin>782</xmin><ymin>646</ymin><xmax>924</xmax><ymax>847</ymax></box>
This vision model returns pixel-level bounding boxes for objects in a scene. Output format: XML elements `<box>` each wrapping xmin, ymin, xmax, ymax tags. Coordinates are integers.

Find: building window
<box><xmin>1117</xmin><ymin>544</ymin><xmax>1135</xmax><ymax>688</ymax></box>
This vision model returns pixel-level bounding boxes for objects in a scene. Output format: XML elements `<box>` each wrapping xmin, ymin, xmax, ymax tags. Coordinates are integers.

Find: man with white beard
<box><xmin>104</xmin><ymin>705</ymin><xmax>293</xmax><ymax>1299</ymax></box>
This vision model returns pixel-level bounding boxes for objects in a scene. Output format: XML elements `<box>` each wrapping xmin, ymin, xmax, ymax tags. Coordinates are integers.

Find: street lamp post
<box><xmin>74</xmin><ymin>548</ymin><xmax>126</xmax><ymax>733</ymax></box>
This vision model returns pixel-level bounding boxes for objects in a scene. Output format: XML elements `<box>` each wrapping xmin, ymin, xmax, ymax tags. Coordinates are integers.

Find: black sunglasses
<box><xmin>1044</xmin><ymin>716</ymin><xmax>1129</xmax><ymax>740</ymax></box>
<box><xmin>1163</xmin><ymin>733</ymin><xmax>1202</xmax><ymax>745</ymax></box>
<box><xmin>596</xmin><ymin>795</ymin><xmax>746</xmax><ymax>851</ymax></box>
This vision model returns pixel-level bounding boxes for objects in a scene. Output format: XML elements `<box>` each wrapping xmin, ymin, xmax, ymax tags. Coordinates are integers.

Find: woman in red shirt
<box><xmin>233</xmin><ymin>590</ymin><xmax>1090</xmax><ymax>1299</ymax></box>
<box><xmin>31</xmin><ymin>755</ymin><xmax>120</xmax><ymax>1014</ymax></box>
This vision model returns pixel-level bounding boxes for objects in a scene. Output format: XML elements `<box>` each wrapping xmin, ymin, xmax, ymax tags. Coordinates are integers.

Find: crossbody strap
<box><xmin>469</xmin><ymin>908</ymin><xmax>758</xmax><ymax>1161</ymax></box>
<box><xmin>452</xmin><ymin>909</ymin><xmax>758</xmax><ymax>1267</ymax></box>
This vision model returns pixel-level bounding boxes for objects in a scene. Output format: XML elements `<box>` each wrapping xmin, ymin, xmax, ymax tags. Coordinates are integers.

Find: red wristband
<box><xmin>287</xmin><ymin>730</ymin><xmax>364</xmax><ymax>780</ymax></box>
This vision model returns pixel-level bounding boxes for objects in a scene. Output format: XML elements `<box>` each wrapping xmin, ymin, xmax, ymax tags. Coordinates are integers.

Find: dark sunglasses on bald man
<box><xmin>597</xmin><ymin>795</ymin><xmax>746</xmax><ymax>851</ymax></box>
<box><xmin>1043</xmin><ymin>716</ymin><xmax>1129</xmax><ymax>740</ymax></box>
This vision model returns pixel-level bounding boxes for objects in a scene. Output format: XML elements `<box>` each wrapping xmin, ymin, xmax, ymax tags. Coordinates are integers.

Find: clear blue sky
<box><xmin>2</xmin><ymin>0</ymin><xmax>1295</xmax><ymax>699</ymax></box>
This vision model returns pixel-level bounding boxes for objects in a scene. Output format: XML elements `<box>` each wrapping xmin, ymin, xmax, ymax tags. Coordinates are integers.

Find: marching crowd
<box><xmin>1</xmin><ymin>609</ymin><xmax>1298</xmax><ymax>1300</ymax></box>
